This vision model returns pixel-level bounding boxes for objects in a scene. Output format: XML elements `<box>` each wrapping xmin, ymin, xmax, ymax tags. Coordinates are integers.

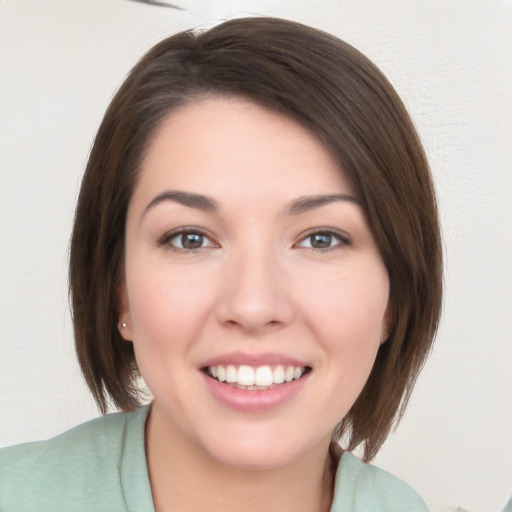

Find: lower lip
<box><xmin>202</xmin><ymin>372</ymin><xmax>310</xmax><ymax>412</ymax></box>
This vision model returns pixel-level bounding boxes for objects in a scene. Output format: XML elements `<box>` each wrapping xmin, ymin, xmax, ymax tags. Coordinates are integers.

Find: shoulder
<box><xmin>0</xmin><ymin>407</ymin><xmax>144</xmax><ymax>469</ymax></box>
<box><xmin>0</xmin><ymin>406</ymin><xmax>152</xmax><ymax>512</ymax></box>
<box><xmin>331</xmin><ymin>451</ymin><xmax>429</xmax><ymax>511</ymax></box>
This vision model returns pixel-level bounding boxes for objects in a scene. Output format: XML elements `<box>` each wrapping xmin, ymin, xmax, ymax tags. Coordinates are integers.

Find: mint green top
<box><xmin>0</xmin><ymin>406</ymin><xmax>429</xmax><ymax>511</ymax></box>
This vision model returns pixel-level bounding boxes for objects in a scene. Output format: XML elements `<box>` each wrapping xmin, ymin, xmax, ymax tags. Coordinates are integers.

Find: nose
<box><xmin>215</xmin><ymin>248</ymin><xmax>294</xmax><ymax>334</ymax></box>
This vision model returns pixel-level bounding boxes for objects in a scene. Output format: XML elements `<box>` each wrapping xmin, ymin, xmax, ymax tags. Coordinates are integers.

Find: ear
<box><xmin>117</xmin><ymin>282</ymin><xmax>134</xmax><ymax>341</ymax></box>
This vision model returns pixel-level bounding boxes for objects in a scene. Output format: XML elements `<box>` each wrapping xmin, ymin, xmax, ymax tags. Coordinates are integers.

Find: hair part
<box><xmin>69</xmin><ymin>17</ymin><xmax>442</xmax><ymax>461</ymax></box>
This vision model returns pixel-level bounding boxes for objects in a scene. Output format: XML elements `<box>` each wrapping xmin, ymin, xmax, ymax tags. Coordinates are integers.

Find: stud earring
<box><xmin>120</xmin><ymin>322</ymin><xmax>128</xmax><ymax>330</ymax></box>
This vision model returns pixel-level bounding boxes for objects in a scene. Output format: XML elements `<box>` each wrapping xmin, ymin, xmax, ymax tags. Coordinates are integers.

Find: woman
<box><xmin>0</xmin><ymin>17</ymin><xmax>442</xmax><ymax>511</ymax></box>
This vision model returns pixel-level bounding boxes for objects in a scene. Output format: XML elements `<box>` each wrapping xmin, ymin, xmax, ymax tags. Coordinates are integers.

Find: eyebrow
<box><xmin>142</xmin><ymin>191</ymin><xmax>220</xmax><ymax>217</ymax></box>
<box><xmin>285</xmin><ymin>194</ymin><xmax>361</xmax><ymax>215</ymax></box>
<box><xmin>142</xmin><ymin>190</ymin><xmax>360</xmax><ymax>219</ymax></box>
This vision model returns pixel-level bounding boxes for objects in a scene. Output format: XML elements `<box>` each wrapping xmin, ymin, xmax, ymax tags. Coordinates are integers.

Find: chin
<box><xmin>199</xmin><ymin>427</ymin><xmax>329</xmax><ymax>472</ymax></box>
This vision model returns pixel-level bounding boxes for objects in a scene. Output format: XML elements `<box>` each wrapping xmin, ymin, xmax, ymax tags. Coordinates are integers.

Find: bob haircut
<box><xmin>70</xmin><ymin>17</ymin><xmax>442</xmax><ymax>462</ymax></box>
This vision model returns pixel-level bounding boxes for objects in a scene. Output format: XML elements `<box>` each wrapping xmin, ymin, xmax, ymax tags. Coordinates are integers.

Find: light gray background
<box><xmin>1</xmin><ymin>1</ymin><xmax>511</xmax><ymax>511</ymax></box>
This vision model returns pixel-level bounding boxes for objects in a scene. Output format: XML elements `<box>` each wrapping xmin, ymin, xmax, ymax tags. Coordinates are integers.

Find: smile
<box><xmin>204</xmin><ymin>364</ymin><xmax>310</xmax><ymax>390</ymax></box>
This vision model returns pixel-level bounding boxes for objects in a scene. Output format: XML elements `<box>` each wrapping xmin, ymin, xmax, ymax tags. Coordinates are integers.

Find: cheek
<box><xmin>302</xmin><ymin>267</ymin><xmax>389</xmax><ymax>340</ymax></box>
<box><xmin>299</xmin><ymin>265</ymin><xmax>389</xmax><ymax>387</ymax></box>
<box><xmin>126</xmin><ymin>263</ymin><xmax>215</xmax><ymax>355</ymax></box>
<box><xmin>125</xmin><ymin>268</ymin><xmax>215</xmax><ymax>398</ymax></box>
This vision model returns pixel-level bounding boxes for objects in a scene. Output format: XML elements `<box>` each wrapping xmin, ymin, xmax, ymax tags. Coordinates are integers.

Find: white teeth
<box><xmin>255</xmin><ymin>366</ymin><xmax>273</xmax><ymax>386</ymax></box>
<box><xmin>225</xmin><ymin>364</ymin><xmax>237</xmax><ymax>383</ymax></box>
<box><xmin>273</xmin><ymin>365</ymin><xmax>285</xmax><ymax>384</ymax></box>
<box><xmin>208</xmin><ymin>364</ymin><xmax>307</xmax><ymax>388</ymax></box>
<box><xmin>237</xmin><ymin>365</ymin><xmax>255</xmax><ymax>386</ymax></box>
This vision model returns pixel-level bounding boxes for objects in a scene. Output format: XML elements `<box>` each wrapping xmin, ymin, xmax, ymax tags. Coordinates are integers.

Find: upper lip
<box><xmin>199</xmin><ymin>352</ymin><xmax>310</xmax><ymax>369</ymax></box>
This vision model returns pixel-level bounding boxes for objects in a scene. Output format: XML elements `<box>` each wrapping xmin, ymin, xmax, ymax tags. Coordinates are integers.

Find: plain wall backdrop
<box><xmin>0</xmin><ymin>1</ymin><xmax>511</xmax><ymax>511</ymax></box>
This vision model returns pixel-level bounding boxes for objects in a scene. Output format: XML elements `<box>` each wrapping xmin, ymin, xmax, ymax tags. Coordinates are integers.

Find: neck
<box><xmin>145</xmin><ymin>407</ymin><xmax>337</xmax><ymax>512</ymax></box>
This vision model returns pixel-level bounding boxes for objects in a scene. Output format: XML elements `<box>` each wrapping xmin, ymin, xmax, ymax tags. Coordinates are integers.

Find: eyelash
<box><xmin>157</xmin><ymin>228</ymin><xmax>217</xmax><ymax>253</ymax></box>
<box><xmin>157</xmin><ymin>228</ymin><xmax>350</xmax><ymax>253</ymax></box>
<box><xmin>295</xmin><ymin>229</ymin><xmax>350</xmax><ymax>251</ymax></box>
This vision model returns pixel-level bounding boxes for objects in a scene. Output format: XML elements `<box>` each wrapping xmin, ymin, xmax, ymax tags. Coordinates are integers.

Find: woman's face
<box><xmin>120</xmin><ymin>97</ymin><xmax>390</xmax><ymax>470</ymax></box>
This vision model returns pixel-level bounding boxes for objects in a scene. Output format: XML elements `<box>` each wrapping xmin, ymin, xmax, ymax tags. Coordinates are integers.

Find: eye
<box><xmin>160</xmin><ymin>229</ymin><xmax>217</xmax><ymax>251</ymax></box>
<box><xmin>297</xmin><ymin>230</ymin><xmax>349</xmax><ymax>250</ymax></box>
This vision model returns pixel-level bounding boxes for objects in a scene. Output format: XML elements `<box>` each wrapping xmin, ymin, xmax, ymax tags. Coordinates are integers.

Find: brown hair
<box><xmin>70</xmin><ymin>17</ymin><xmax>442</xmax><ymax>461</ymax></box>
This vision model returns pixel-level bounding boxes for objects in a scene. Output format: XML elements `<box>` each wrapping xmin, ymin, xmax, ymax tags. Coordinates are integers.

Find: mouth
<box><xmin>202</xmin><ymin>364</ymin><xmax>312</xmax><ymax>391</ymax></box>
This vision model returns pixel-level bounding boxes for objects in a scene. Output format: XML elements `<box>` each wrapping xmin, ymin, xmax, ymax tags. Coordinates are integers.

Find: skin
<box><xmin>119</xmin><ymin>96</ymin><xmax>390</xmax><ymax>511</ymax></box>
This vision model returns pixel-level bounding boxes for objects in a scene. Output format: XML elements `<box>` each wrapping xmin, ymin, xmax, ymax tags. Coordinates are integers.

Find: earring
<box><xmin>120</xmin><ymin>322</ymin><xmax>128</xmax><ymax>330</ymax></box>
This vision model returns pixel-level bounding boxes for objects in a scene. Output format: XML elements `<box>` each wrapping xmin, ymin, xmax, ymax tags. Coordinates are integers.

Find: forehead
<box><xmin>132</xmin><ymin>96</ymin><xmax>354</xmax><ymax>210</ymax></box>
